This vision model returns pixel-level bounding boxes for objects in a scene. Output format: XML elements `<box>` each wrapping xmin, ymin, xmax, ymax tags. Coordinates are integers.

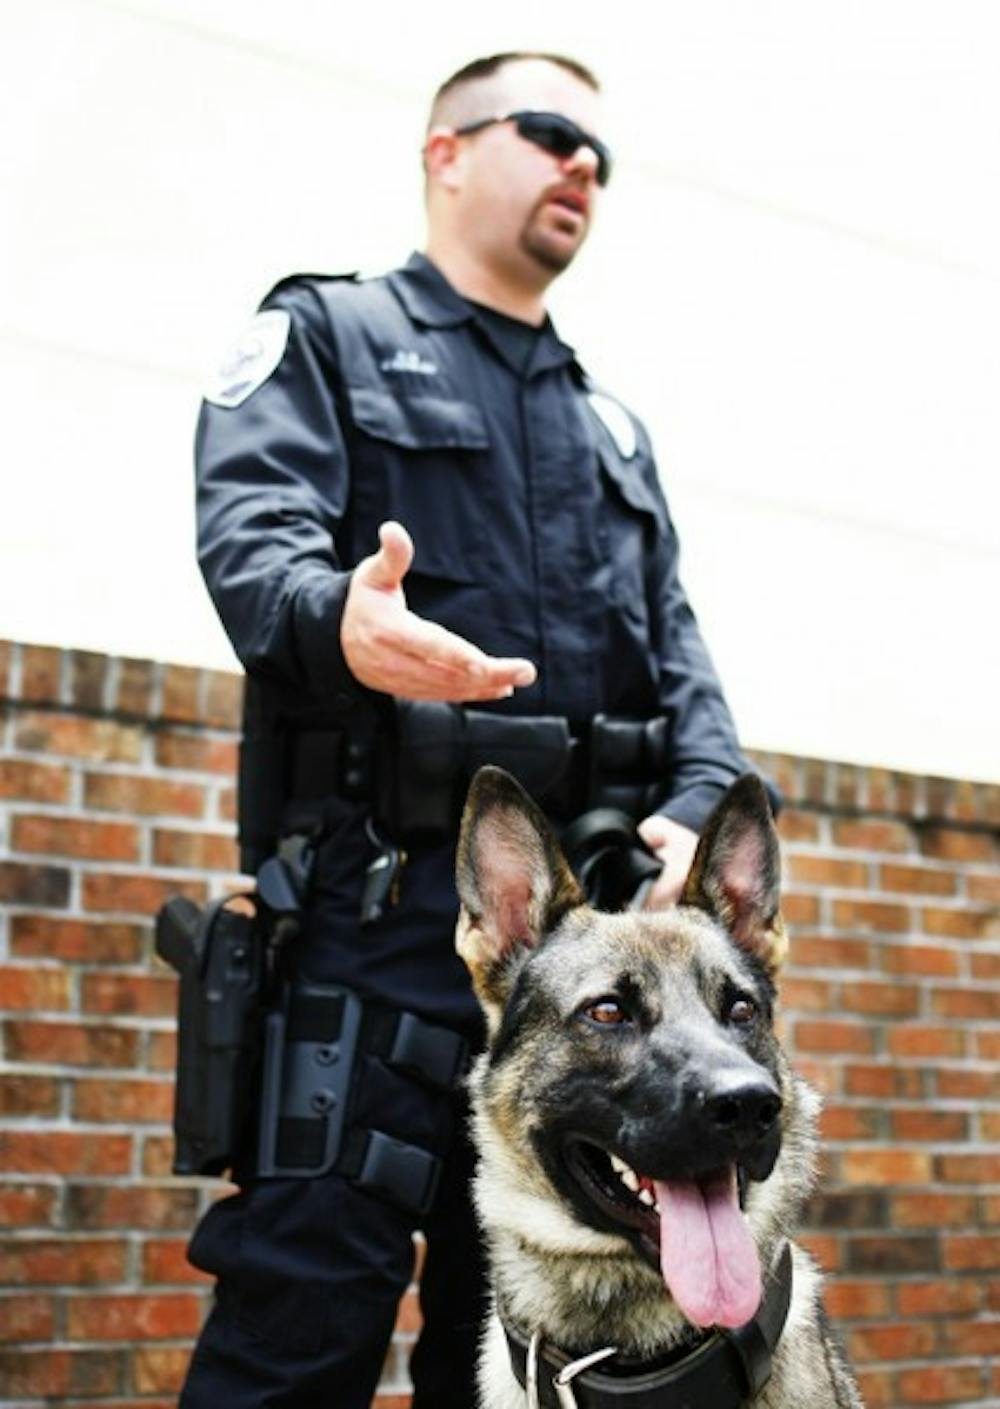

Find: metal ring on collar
<box><xmin>554</xmin><ymin>1346</ymin><xmax>619</xmax><ymax>1408</ymax></box>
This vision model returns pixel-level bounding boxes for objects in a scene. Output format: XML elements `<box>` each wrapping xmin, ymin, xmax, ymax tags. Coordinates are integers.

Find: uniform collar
<box><xmin>389</xmin><ymin>252</ymin><xmax>581</xmax><ymax>378</ymax></box>
<box><xmin>389</xmin><ymin>252</ymin><xmax>477</xmax><ymax>329</ymax></box>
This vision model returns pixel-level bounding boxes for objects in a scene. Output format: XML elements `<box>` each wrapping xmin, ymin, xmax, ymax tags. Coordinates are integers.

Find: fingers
<box><xmin>638</xmin><ymin>814</ymin><xmax>673</xmax><ymax>853</ymax></box>
<box><xmin>639</xmin><ymin>817</ymin><xmax>700</xmax><ymax>910</ymax></box>
<box><xmin>356</xmin><ymin>520</ymin><xmax>414</xmax><ymax>592</ymax></box>
<box><xmin>379</xmin><ymin>617</ymin><xmax>536</xmax><ymax>700</ymax></box>
<box><xmin>399</xmin><ymin>615</ymin><xmax>535</xmax><ymax>686</ymax></box>
<box><xmin>643</xmin><ymin>867</ymin><xmax>686</xmax><ymax>911</ymax></box>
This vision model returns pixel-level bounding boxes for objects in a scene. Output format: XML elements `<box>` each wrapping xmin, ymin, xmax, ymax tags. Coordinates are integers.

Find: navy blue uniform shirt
<box><xmin>195</xmin><ymin>253</ymin><xmax>750</xmax><ymax>1028</ymax></box>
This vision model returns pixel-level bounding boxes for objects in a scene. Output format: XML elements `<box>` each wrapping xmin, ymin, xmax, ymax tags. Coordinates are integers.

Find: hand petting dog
<box><xmin>637</xmin><ymin>813</ymin><xmax>700</xmax><ymax>908</ymax></box>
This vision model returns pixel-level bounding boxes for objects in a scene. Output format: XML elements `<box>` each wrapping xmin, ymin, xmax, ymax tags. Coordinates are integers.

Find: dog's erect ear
<box><xmin>455</xmin><ymin>766</ymin><xmax>584</xmax><ymax>1015</ymax></box>
<box><xmin>681</xmin><ymin>774</ymin><xmax>787</xmax><ymax>976</ymax></box>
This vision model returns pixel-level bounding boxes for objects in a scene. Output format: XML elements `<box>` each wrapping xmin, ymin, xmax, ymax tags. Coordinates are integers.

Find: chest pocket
<box><xmin>347</xmin><ymin>387</ymin><xmax>489</xmax><ymax>584</ymax></box>
<box><xmin>597</xmin><ymin>449</ymin><xmax>668</xmax><ymax>626</ymax></box>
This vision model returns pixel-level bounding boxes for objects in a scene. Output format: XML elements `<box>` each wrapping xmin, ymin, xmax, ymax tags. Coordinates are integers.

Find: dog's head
<box><xmin>456</xmin><ymin>767</ymin><xmax>800</xmax><ymax>1332</ymax></box>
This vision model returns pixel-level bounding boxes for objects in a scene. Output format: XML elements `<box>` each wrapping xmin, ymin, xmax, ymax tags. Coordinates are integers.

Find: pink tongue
<box><xmin>654</xmin><ymin>1167</ymin><xmax>762</xmax><ymax>1329</ymax></box>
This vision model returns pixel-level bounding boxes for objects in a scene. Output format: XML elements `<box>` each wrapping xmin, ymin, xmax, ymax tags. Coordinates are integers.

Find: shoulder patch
<box><xmin>204</xmin><ymin>309</ymin><xmax>291</xmax><ymax>409</ymax></box>
<box><xmin>588</xmin><ymin>392</ymin><xmax>637</xmax><ymax>459</ymax></box>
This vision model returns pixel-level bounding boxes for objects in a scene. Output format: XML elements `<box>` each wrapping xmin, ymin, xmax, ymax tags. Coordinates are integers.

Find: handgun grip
<box><xmin>155</xmin><ymin>896</ymin><xmax>203</xmax><ymax>973</ymax></box>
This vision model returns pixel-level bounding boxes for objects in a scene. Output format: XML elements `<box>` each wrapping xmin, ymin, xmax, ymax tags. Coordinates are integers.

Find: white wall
<box><xmin>3</xmin><ymin>0</ymin><xmax>998</xmax><ymax>781</ymax></box>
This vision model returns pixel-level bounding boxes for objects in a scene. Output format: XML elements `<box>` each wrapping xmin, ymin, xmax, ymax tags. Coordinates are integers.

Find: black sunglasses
<box><xmin>453</xmin><ymin>109</ymin><xmax>613</xmax><ymax>187</ymax></box>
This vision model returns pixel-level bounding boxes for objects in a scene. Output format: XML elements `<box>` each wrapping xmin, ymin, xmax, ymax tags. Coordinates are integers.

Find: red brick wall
<box><xmin>1</xmin><ymin>639</ymin><xmax>998</xmax><ymax>1408</ymax></box>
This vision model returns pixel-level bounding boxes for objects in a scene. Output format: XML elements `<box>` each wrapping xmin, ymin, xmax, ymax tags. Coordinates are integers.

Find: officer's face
<box><xmin>453</xmin><ymin>61</ymin><xmax>606</xmax><ymax>279</ymax></box>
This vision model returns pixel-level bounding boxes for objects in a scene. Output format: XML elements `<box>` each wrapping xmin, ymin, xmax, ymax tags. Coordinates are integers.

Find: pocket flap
<box><xmin>348</xmin><ymin>387</ymin><xmax>489</xmax><ymax>450</ymax></box>
<box><xmin>599</xmin><ymin>450</ymin><xmax>668</xmax><ymax>533</ymax></box>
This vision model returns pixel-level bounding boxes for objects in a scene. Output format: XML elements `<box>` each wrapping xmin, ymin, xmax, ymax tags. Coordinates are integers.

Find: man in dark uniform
<box><xmin>182</xmin><ymin>51</ymin><xmax>751</xmax><ymax>1409</ymax></box>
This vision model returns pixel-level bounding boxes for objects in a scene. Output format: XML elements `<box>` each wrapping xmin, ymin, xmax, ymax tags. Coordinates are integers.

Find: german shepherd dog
<box><xmin>455</xmin><ymin>768</ymin><xmax>863</xmax><ymax>1408</ymax></box>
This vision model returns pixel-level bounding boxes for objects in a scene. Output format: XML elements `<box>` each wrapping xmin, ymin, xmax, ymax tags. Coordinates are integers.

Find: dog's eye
<box><xmin>582</xmin><ymin>997</ymin><xmax>631</xmax><ymax>1026</ymax></box>
<box><xmin>727</xmin><ymin>997</ymin><xmax>757</xmax><ymax>1026</ymax></box>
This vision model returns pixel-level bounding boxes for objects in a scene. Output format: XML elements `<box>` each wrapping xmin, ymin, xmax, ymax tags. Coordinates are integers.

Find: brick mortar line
<box><xmin>0</xmin><ymin>1176</ymin><xmax>206</xmax><ymax>1195</ymax></box>
<box><xmin>843</xmin><ymin>1355</ymin><xmax>997</xmax><ymax>1368</ymax></box>
<box><xmin>0</xmin><ymin>1182</ymin><xmax>216</xmax><ymax>1198</ymax></box>
<box><xmin>0</xmin><ymin>907</ymin><xmax>158</xmax><ymax>925</ymax></box>
<box><xmin>0</xmin><ymin>1124</ymin><xmax>173</xmax><ymax>1141</ymax></box>
<box><xmin>0</xmin><ymin>854</ymin><xmax>234</xmax><ymax>876</ymax></box>
<box><xmin>1</xmin><ymin>1028</ymin><xmax>178</xmax><ymax>1041</ymax></box>
<box><xmin>800</xmin><ymin>1059</ymin><xmax>998</xmax><ymax>1074</ymax></box>
<box><xmin>819</xmin><ymin>1139</ymin><xmax>1000</xmax><ymax>1154</ymax></box>
<box><xmin>0</xmin><ymin>1230</ymin><xmax>161</xmax><ymax>1243</ymax></box>
<box><xmin>1</xmin><ymin>746</ymin><xmax>239</xmax><ymax>768</ymax></box>
<box><xmin>2</xmin><ymin>762</ymin><xmax>238</xmax><ymax>788</ymax></box>
<box><xmin>1</xmin><ymin>810</ymin><xmax>235</xmax><ymax>836</ymax></box>
<box><xmin>1</xmin><ymin>721</ymin><xmax>233</xmax><ymax>752</ymax></box>
<box><xmin>0</xmin><ymin>1076</ymin><xmax>176</xmax><ymax>1095</ymax></box>
<box><xmin>101</xmin><ymin>657</ymin><xmax>121</xmax><ymax>718</ymax></box>
<box><xmin>812</xmin><ymin>1095</ymin><xmax>1000</xmax><ymax>1110</ymax></box>
<box><xmin>1</xmin><ymin>1332</ymin><xmax>208</xmax><ymax>1351</ymax></box>
<box><xmin>2</xmin><ymin>684</ymin><xmax>241</xmax><ymax>734</ymax></box>
<box><xmin>789</xmin><ymin>937</ymin><xmax>1000</xmax><ymax>957</ymax></box>
<box><xmin>785</xmin><ymin>856</ymin><xmax>1000</xmax><ymax>879</ymax></box>
<box><xmin>788</xmin><ymin>1018</ymin><xmax>1000</xmax><ymax>1033</ymax></box>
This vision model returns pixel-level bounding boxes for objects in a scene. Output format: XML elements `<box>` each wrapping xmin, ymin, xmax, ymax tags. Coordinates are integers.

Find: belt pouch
<box><xmin>391</xmin><ymin>702</ymin><xmax>465</xmax><ymax>836</ymax></box>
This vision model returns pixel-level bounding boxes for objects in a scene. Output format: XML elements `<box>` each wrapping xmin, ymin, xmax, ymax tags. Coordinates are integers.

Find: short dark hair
<box><xmin>429</xmin><ymin>52</ymin><xmax>600</xmax><ymax>129</ymax></box>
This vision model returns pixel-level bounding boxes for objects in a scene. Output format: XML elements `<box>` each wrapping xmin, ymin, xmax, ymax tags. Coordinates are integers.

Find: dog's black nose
<box><xmin>702</xmin><ymin>1071</ymin><xmax>782</xmax><ymax>1141</ymax></box>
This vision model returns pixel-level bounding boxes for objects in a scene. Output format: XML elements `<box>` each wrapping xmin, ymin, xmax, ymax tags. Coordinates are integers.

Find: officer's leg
<box><xmin>180</xmin><ymin>1171</ymin><xmax>414</xmax><ymax>1409</ymax></box>
<box><xmin>409</xmin><ymin>1095</ymin><xmax>490</xmax><ymax>1409</ymax></box>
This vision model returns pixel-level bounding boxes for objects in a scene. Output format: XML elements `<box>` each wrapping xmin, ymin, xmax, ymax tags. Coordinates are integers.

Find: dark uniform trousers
<box><xmin>180</xmin><ymin>832</ymin><xmax>488</xmax><ymax>1409</ymax></box>
<box><xmin>181</xmin><ymin>1107</ymin><xmax>485</xmax><ymax>1409</ymax></box>
<box><xmin>186</xmin><ymin>253</ymin><xmax>750</xmax><ymax>1406</ymax></box>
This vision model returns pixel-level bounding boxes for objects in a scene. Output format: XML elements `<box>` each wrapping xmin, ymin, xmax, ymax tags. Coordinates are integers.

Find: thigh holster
<box><xmin>255</xmin><ymin>980</ymin><xmax>467</xmax><ymax>1217</ymax></box>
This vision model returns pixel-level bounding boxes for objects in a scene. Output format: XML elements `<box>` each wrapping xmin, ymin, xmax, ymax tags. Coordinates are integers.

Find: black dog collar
<box><xmin>503</xmin><ymin>1241</ymin><xmax>793</xmax><ymax>1408</ymax></box>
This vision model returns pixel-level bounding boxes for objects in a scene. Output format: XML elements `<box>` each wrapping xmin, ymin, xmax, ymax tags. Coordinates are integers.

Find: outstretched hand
<box><xmin>340</xmin><ymin>521</ymin><xmax>537</xmax><ymax>702</ymax></box>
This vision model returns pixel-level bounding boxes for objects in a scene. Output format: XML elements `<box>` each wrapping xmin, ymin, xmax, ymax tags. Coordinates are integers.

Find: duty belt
<box><xmin>238</xmin><ymin>700</ymin><xmax>674</xmax><ymax>873</ymax></box>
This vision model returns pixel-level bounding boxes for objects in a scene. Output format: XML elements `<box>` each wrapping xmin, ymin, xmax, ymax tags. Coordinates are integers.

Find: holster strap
<box><xmin>362</xmin><ymin>1006</ymin><xmax>468</xmax><ymax>1093</ymax></box>
<box><xmin>336</xmin><ymin>1127</ymin><xmax>442</xmax><ymax>1218</ymax></box>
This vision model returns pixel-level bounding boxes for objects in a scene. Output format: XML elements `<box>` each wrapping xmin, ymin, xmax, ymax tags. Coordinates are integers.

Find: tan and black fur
<box><xmin>455</xmin><ymin>767</ymin><xmax>863</xmax><ymax>1408</ymax></box>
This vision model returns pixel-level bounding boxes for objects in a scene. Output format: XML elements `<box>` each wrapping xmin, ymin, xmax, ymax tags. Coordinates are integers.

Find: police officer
<box><xmin>182</xmin><ymin>51</ymin><xmax>751</xmax><ymax>1409</ymax></box>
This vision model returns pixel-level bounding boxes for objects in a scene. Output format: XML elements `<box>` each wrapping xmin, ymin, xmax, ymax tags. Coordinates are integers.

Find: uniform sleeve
<box><xmin>641</xmin><ymin>453</ymin><xmax>753</xmax><ymax>834</ymax></box>
<box><xmin>195</xmin><ymin>281</ymin><xmax>362</xmax><ymax>700</ymax></box>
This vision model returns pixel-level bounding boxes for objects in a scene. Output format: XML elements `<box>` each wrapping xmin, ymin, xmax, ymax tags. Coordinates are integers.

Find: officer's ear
<box><xmin>455</xmin><ymin>767</ymin><xmax>584</xmax><ymax>1027</ymax></box>
<box><xmin>423</xmin><ymin>127</ymin><xmax>466</xmax><ymax>193</ymax></box>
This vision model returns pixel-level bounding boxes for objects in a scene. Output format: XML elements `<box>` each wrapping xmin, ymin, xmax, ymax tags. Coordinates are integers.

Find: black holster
<box><xmin>155</xmin><ymin>896</ymin><xmax>267</xmax><ymax>1176</ymax></box>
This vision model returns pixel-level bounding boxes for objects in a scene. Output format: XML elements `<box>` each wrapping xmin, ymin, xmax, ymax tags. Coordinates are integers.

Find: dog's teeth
<box><xmin>609</xmin><ymin>1154</ymin><xmax>642</xmax><ymax>1192</ymax></box>
<box><xmin>638</xmin><ymin>1187</ymin><xmax>656</xmax><ymax>1207</ymax></box>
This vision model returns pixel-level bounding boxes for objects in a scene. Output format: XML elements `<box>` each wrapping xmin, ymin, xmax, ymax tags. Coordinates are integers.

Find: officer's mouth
<box><xmin>545</xmin><ymin>204</ymin><xmax>587</xmax><ymax>240</ymax></box>
<box><xmin>547</xmin><ymin>186</ymin><xmax>590</xmax><ymax>221</ymax></box>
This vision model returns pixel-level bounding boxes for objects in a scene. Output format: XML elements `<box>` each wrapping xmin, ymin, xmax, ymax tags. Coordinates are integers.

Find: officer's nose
<box><xmin>563</xmin><ymin>143</ymin><xmax>600</xmax><ymax>186</ymax></box>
